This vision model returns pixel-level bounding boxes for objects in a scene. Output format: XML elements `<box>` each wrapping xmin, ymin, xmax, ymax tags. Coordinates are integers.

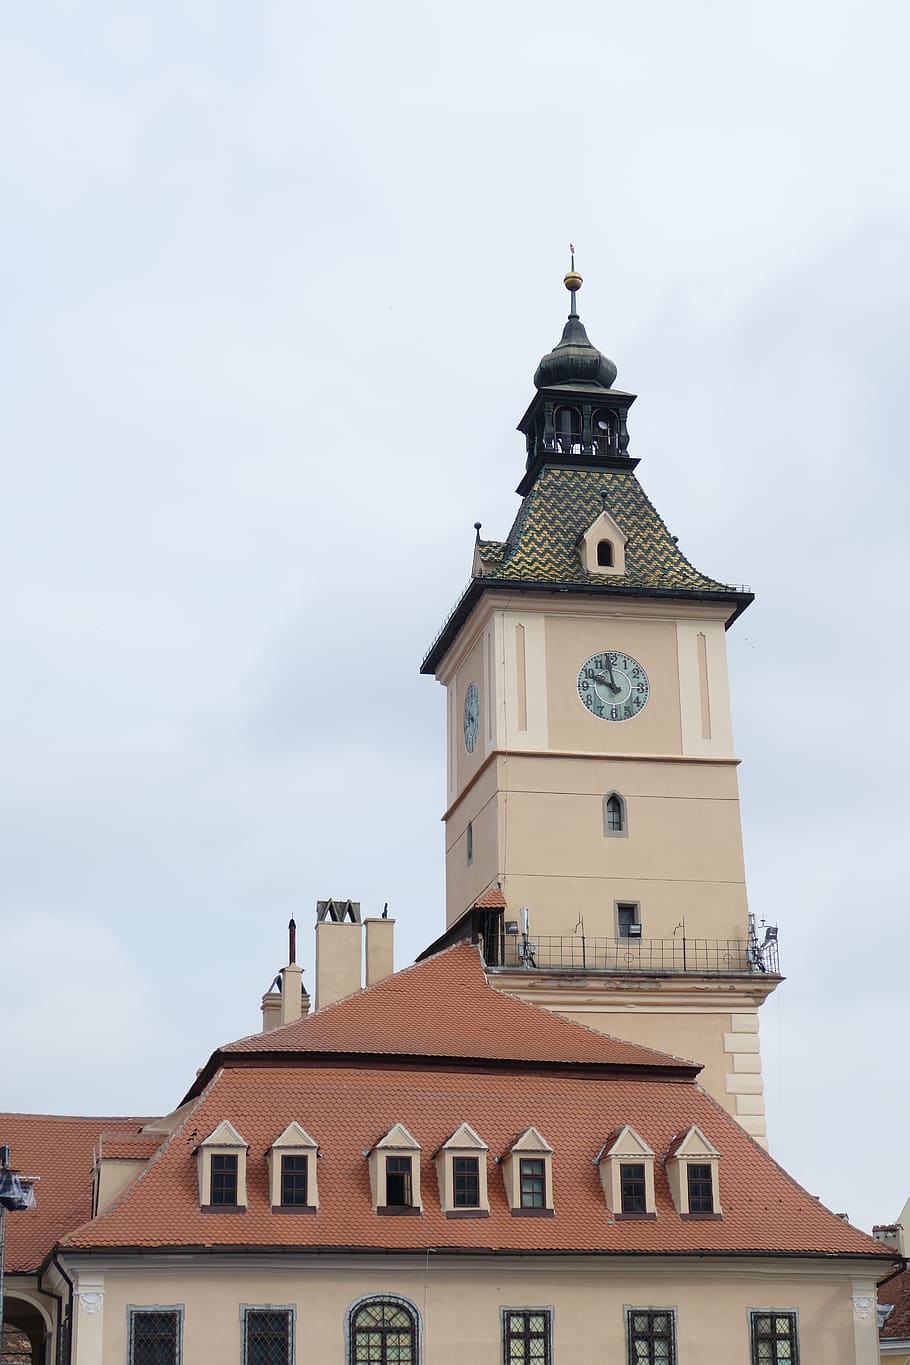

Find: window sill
<box><xmin>681</xmin><ymin>1211</ymin><xmax>722</xmax><ymax>1220</ymax></box>
<box><xmin>510</xmin><ymin>1207</ymin><xmax>555</xmax><ymax>1218</ymax></box>
<box><xmin>271</xmin><ymin>1204</ymin><xmax>318</xmax><ymax>1214</ymax></box>
<box><xmin>615</xmin><ymin>1211</ymin><xmax>657</xmax><ymax>1221</ymax></box>
<box><xmin>377</xmin><ymin>1205</ymin><xmax>422</xmax><ymax>1216</ymax></box>
<box><xmin>445</xmin><ymin>1209</ymin><xmax>490</xmax><ymax>1219</ymax></box>
<box><xmin>200</xmin><ymin>1204</ymin><xmax>246</xmax><ymax>1214</ymax></box>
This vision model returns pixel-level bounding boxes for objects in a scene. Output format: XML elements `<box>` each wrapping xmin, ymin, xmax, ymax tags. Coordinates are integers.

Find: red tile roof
<box><xmin>98</xmin><ymin>1133</ymin><xmax>165</xmax><ymax>1160</ymax></box>
<box><xmin>473</xmin><ymin>887</ymin><xmax>507</xmax><ymax>909</ymax></box>
<box><xmin>213</xmin><ymin>943</ymin><xmax>695</xmax><ymax>1075</ymax></box>
<box><xmin>879</xmin><ymin>1269</ymin><xmax>910</xmax><ymax>1337</ymax></box>
<box><xmin>0</xmin><ymin>1114</ymin><xmax>152</xmax><ymax>1272</ymax></box>
<box><xmin>64</xmin><ymin>1063</ymin><xmax>887</xmax><ymax>1259</ymax></box>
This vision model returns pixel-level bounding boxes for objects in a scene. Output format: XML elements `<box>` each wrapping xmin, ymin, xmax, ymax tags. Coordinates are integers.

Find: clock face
<box><xmin>463</xmin><ymin>681</ymin><xmax>480</xmax><ymax>752</ymax></box>
<box><xmin>577</xmin><ymin>650</ymin><xmax>650</xmax><ymax>722</ymax></box>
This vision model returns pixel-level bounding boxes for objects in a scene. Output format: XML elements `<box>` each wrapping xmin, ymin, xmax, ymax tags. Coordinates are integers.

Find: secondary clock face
<box><xmin>463</xmin><ymin>681</ymin><xmax>480</xmax><ymax>752</ymax></box>
<box><xmin>577</xmin><ymin>650</ymin><xmax>650</xmax><ymax>722</ymax></box>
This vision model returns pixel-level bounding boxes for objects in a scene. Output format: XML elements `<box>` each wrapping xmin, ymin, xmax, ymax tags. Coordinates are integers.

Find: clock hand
<box><xmin>593</xmin><ymin>669</ymin><xmax>621</xmax><ymax>695</ymax></box>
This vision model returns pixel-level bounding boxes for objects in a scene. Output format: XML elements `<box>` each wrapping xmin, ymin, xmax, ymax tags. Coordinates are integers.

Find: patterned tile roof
<box><xmin>485</xmin><ymin>465</ymin><xmax>733</xmax><ymax>593</ymax></box>
<box><xmin>880</xmin><ymin>1269</ymin><xmax>910</xmax><ymax>1337</ymax></box>
<box><xmin>214</xmin><ymin>943</ymin><xmax>691</xmax><ymax>1072</ymax></box>
<box><xmin>63</xmin><ymin>1061</ymin><xmax>887</xmax><ymax>1259</ymax></box>
<box><xmin>0</xmin><ymin>1113</ymin><xmax>152</xmax><ymax>1272</ymax></box>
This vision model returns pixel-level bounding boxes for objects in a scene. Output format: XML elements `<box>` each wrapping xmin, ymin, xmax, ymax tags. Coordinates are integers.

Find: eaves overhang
<box><xmin>181</xmin><ymin>1047</ymin><xmax>700</xmax><ymax>1107</ymax></box>
<box><xmin>420</xmin><ymin>578</ymin><xmax>754</xmax><ymax>676</ymax></box>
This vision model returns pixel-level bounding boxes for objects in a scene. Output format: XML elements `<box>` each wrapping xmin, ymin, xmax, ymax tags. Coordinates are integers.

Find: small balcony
<box><xmin>487</xmin><ymin>932</ymin><xmax>780</xmax><ymax>977</ymax></box>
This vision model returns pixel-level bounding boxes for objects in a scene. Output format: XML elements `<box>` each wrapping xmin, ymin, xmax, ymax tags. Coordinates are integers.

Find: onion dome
<box><xmin>533</xmin><ymin>267</ymin><xmax>617</xmax><ymax>391</ymax></box>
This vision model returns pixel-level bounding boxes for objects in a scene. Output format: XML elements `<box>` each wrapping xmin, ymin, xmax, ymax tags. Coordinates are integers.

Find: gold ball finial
<box><xmin>563</xmin><ymin>270</ymin><xmax>583</xmax><ymax>292</ymax></box>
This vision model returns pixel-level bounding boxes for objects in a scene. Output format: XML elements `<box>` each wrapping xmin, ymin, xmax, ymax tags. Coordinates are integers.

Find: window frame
<box><xmin>518</xmin><ymin>1157</ymin><xmax>546</xmax><ymax>1210</ymax></box>
<box><xmin>280</xmin><ymin>1153</ymin><xmax>309</xmax><ymax>1207</ymax></box>
<box><xmin>385</xmin><ymin>1154</ymin><xmax>414</xmax><ymax>1208</ymax></box>
<box><xmin>501</xmin><ymin>1307</ymin><xmax>553</xmax><ymax>1365</ymax></box>
<box><xmin>686</xmin><ymin>1162</ymin><xmax>714</xmax><ymax>1214</ymax></box>
<box><xmin>210</xmin><ymin>1152</ymin><xmax>239</xmax><ymax>1206</ymax></box>
<box><xmin>749</xmin><ymin>1309</ymin><xmax>799</xmax><ymax>1365</ymax></box>
<box><xmin>615</xmin><ymin>900</ymin><xmax>641</xmax><ymax>939</ymax></box>
<box><xmin>128</xmin><ymin>1305</ymin><xmax>183</xmax><ymax>1365</ymax></box>
<box><xmin>619</xmin><ymin>1162</ymin><xmax>647</xmax><ymax>1215</ymax></box>
<box><xmin>624</xmin><ymin>1306</ymin><xmax>677</xmax><ymax>1365</ymax></box>
<box><xmin>453</xmin><ymin>1154</ymin><xmax>480</xmax><ymax>1208</ymax></box>
<box><xmin>348</xmin><ymin>1294</ymin><xmax>420</xmax><ymax>1365</ymax></box>
<box><xmin>240</xmin><ymin>1305</ymin><xmax>295</xmax><ymax>1365</ymax></box>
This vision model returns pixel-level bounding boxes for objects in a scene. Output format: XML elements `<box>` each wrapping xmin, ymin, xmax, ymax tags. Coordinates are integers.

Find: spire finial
<box><xmin>474</xmin><ymin>521</ymin><xmax>482</xmax><ymax>542</ymax></box>
<box><xmin>564</xmin><ymin>242</ymin><xmax>582</xmax><ymax>318</ymax></box>
<box><xmin>288</xmin><ymin>916</ymin><xmax>297</xmax><ymax>965</ymax></box>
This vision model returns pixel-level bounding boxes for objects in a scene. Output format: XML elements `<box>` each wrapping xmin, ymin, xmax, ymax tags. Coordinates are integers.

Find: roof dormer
<box><xmin>579</xmin><ymin>505</ymin><xmax>628</xmax><ymax>576</ymax></box>
<box><xmin>596</xmin><ymin>1125</ymin><xmax>656</xmax><ymax>1218</ymax></box>
<box><xmin>268</xmin><ymin>1122</ymin><xmax>319</xmax><ymax>1212</ymax></box>
<box><xmin>500</xmin><ymin>1127</ymin><xmax>554</xmax><ymax>1216</ymax></box>
<box><xmin>433</xmin><ymin>1122</ymin><xmax>489</xmax><ymax>1216</ymax></box>
<box><xmin>196</xmin><ymin>1119</ymin><xmax>248</xmax><ymax>1211</ymax></box>
<box><xmin>665</xmin><ymin>1125</ymin><xmax>721</xmax><ymax>1217</ymax></box>
<box><xmin>367</xmin><ymin>1123</ymin><xmax>422</xmax><ymax>1214</ymax></box>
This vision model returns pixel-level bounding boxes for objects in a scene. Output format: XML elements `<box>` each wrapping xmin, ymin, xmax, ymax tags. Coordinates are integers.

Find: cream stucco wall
<box><xmin>67</xmin><ymin>1253</ymin><xmax>883</xmax><ymax>1365</ymax></box>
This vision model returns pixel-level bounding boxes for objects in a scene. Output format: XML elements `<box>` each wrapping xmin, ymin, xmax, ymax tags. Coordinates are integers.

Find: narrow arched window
<box><xmin>350</xmin><ymin>1298</ymin><xmax>418</xmax><ymax>1365</ymax></box>
<box><xmin>596</xmin><ymin>539</ymin><xmax>613</xmax><ymax>567</ymax></box>
<box><xmin>466</xmin><ymin>821</ymin><xmax>473</xmax><ymax>866</ymax></box>
<box><xmin>603</xmin><ymin>792</ymin><xmax>627</xmax><ymax>837</ymax></box>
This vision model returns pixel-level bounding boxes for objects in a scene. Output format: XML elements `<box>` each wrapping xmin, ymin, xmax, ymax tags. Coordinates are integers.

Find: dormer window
<box><xmin>434</xmin><ymin>1123</ymin><xmax>489</xmax><ymax>1216</ymax></box>
<box><xmin>579</xmin><ymin>508</ymin><xmax>627</xmax><ymax>576</ymax></box>
<box><xmin>268</xmin><ymin>1122</ymin><xmax>319</xmax><ymax>1212</ymax></box>
<box><xmin>500</xmin><ymin>1128</ymin><xmax>554</xmax><ymax>1216</ymax></box>
<box><xmin>211</xmin><ymin>1154</ymin><xmax>237</xmax><ymax>1205</ymax></box>
<box><xmin>666</xmin><ymin>1125</ymin><xmax>721</xmax><ymax>1217</ymax></box>
<box><xmin>368</xmin><ymin>1124</ymin><xmax>422</xmax><ymax>1214</ymax></box>
<box><xmin>597</xmin><ymin>1125</ymin><xmax>656</xmax><ymax>1218</ymax></box>
<box><xmin>196</xmin><ymin>1120</ymin><xmax>248</xmax><ymax>1211</ymax></box>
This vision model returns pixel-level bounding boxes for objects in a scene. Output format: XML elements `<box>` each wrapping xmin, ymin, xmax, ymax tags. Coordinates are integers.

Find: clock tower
<box><xmin>421</xmin><ymin>263</ymin><xmax>780</xmax><ymax>1143</ymax></box>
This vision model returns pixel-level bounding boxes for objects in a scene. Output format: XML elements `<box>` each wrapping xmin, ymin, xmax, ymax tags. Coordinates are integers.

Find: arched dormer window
<box><xmin>349</xmin><ymin>1298</ymin><xmax>419</xmax><ymax>1365</ymax></box>
<box><xmin>596</xmin><ymin>539</ymin><xmax>613</xmax><ymax>567</ymax></box>
<box><xmin>603</xmin><ymin>792</ymin><xmax>627</xmax><ymax>838</ymax></box>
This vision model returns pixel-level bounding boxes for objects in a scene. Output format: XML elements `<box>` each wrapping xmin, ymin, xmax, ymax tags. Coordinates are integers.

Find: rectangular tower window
<box><xmin>616</xmin><ymin>903</ymin><xmax>640</xmax><ymax>939</ymax></box>
<box><xmin>210</xmin><ymin>1153</ymin><xmax>238</xmax><ymax>1205</ymax></box>
<box><xmin>453</xmin><ymin>1155</ymin><xmax>480</xmax><ymax>1207</ymax></box>
<box><xmin>385</xmin><ymin>1156</ymin><xmax>413</xmax><ymax>1206</ymax></box>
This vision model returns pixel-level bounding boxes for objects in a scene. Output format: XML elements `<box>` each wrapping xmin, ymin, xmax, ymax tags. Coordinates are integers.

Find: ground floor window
<box><xmin>351</xmin><ymin>1297</ymin><xmax>418</xmax><ymax>1365</ymax></box>
<box><xmin>626</xmin><ymin>1307</ymin><xmax>676</xmax><ymax>1364</ymax></box>
<box><xmin>503</xmin><ymin>1309</ymin><xmax>551</xmax><ymax>1365</ymax></box>
<box><xmin>128</xmin><ymin>1307</ymin><xmax>183</xmax><ymax>1365</ymax></box>
<box><xmin>242</xmin><ymin>1307</ymin><xmax>294</xmax><ymax>1365</ymax></box>
<box><xmin>750</xmin><ymin>1311</ymin><xmax>799</xmax><ymax>1363</ymax></box>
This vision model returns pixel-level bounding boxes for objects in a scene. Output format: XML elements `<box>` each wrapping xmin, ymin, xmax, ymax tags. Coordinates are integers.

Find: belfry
<box><xmin>421</xmin><ymin>260</ymin><xmax>780</xmax><ymax>1142</ymax></box>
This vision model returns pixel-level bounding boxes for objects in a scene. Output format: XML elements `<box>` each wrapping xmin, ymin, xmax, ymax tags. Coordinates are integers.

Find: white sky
<box><xmin>2</xmin><ymin>1</ymin><xmax>909</xmax><ymax>1233</ymax></box>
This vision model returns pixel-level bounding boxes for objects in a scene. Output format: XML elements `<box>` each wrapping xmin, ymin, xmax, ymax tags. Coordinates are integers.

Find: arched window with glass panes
<box><xmin>350</xmin><ymin>1297</ymin><xmax>419</xmax><ymax>1365</ymax></box>
<box><xmin>603</xmin><ymin>791</ymin><xmax>627</xmax><ymax>838</ymax></box>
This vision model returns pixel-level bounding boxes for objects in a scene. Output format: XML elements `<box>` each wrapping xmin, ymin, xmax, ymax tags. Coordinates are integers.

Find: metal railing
<box><xmin>493</xmin><ymin>934</ymin><xmax>780</xmax><ymax>976</ymax></box>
